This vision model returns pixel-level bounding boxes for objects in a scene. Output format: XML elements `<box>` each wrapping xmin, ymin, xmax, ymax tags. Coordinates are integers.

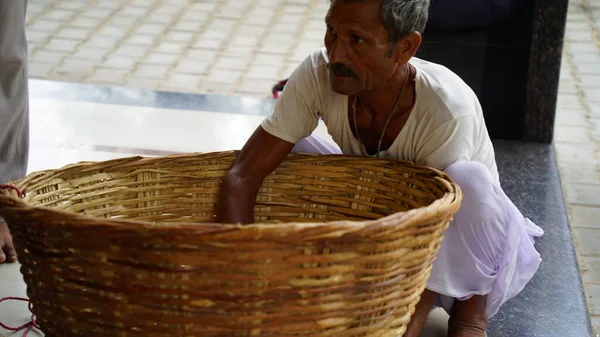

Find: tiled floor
<box><xmin>11</xmin><ymin>0</ymin><xmax>600</xmax><ymax>335</ymax></box>
<box><xmin>556</xmin><ymin>0</ymin><xmax>600</xmax><ymax>333</ymax></box>
<box><xmin>25</xmin><ymin>0</ymin><xmax>327</xmax><ymax>98</ymax></box>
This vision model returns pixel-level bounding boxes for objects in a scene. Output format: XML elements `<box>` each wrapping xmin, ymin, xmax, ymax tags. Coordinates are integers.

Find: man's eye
<box><xmin>326</xmin><ymin>25</ymin><xmax>336</xmax><ymax>34</ymax></box>
<box><xmin>352</xmin><ymin>35</ymin><xmax>364</xmax><ymax>44</ymax></box>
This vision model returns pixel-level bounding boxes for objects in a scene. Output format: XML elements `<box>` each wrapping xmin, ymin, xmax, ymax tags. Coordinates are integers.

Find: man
<box><xmin>0</xmin><ymin>0</ymin><xmax>30</xmax><ymax>264</ymax></box>
<box><xmin>217</xmin><ymin>0</ymin><xmax>543</xmax><ymax>336</ymax></box>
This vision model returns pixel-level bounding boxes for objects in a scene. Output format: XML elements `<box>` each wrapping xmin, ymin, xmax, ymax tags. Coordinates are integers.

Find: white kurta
<box><xmin>262</xmin><ymin>48</ymin><xmax>500</xmax><ymax>183</ymax></box>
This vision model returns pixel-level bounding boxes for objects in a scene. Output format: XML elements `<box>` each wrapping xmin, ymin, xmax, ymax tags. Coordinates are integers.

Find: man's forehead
<box><xmin>329</xmin><ymin>0</ymin><xmax>382</xmax><ymax>5</ymax></box>
<box><xmin>326</xmin><ymin>0</ymin><xmax>382</xmax><ymax>23</ymax></box>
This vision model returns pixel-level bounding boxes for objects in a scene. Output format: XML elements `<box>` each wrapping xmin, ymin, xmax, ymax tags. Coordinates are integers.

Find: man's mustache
<box><xmin>328</xmin><ymin>63</ymin><xmax>358</xmax><ymax>79</ymax></box>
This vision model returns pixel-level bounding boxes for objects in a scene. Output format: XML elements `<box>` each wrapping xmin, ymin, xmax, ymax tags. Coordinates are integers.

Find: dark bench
<box><xmin>490</xmin><ymin>140</ymin><xmax>593</xmax><ymax>336</ymax></box>
<box><xmin>415</xmin><ymin>0</ymin><xmax>594</xmax><ymax>334</ymax></box>
<box><xmin>417</xmin><ymin>0</ymin><xmax>568</xmax><ymax>144</ymax></box>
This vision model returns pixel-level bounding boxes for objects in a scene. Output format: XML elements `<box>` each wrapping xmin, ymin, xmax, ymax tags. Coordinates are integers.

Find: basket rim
<box><xmin>0</xmin><ymin>151</ymin><xmax>462</xmax><ymax>234</ymax></box>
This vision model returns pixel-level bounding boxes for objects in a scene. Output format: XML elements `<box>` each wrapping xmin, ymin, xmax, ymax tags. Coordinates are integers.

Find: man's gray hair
<box><xmin>331</xmin><ymin>0</ymin><xmax>430</xmax><ymax>56</ymax></box>
<box><xmin>380</xmin><ymin>0</ymin><xmax>429</xmax><ymax>54</ymax></box>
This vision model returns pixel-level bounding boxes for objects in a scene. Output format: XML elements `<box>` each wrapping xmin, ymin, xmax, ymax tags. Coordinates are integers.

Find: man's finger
<box><xmin>0</xmin><ymin>185</ymin><xmax>20</xmax><ymax>198</ymax></box>
<box><xmin>0</xmin><ymin>221</ymin><xmax>17</xmax><ymax>263</ymax></box>
<box><xmin>3</xmin><ymin>243</ymin><xmax>17</xmax><ymax>262</ymax></box>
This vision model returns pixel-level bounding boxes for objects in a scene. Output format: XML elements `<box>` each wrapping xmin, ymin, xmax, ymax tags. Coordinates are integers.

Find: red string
<box><xmin>0</xmin><ymin>184</ymin><xmax>23</xmax><ymax>198</ymax></box>
<box><xmin>0</xmin><ymin>187</ymin><xmax>36</xmax><ymax>335</ymax></box>
<box><xmin>0</xmin><ymin>187</ymin><xmax>34</xmax><ymax>335</ymax></box>
<box><xmin>0</xmin><ymin>297</ymin><xmax>39</xmax><ymax>336</ymax></box>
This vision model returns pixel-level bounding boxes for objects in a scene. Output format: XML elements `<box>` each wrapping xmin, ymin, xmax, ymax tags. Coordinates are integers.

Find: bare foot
<box><xmin>404</xmin><ymin>289</ymin><xmax>438</xmax><ymax>337</ymax></box>
<box><xmin>0</xmin><ymin>221</ymin><xmax>17</xmax><ymax>263</ymax></box>
<box><xmin>448</xmin><ymin>326</ymin><xmax>486</xmax><ymax>337</ymax></box>
<box><xmin>447</xmin><ymin>295</ymin><xmax>488</xmax><ymax>337</ymax></box>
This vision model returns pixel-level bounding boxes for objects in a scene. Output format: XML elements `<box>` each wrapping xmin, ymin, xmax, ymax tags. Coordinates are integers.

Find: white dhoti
<box><xmin>292</xmin><ymin>134</ymin><xmax>543</xmax><ymax>318</ymax></box>
<box><xmin>0</xmin><ymin>0</ymin><xmax>29</xmax><ymax>187</ymax></box>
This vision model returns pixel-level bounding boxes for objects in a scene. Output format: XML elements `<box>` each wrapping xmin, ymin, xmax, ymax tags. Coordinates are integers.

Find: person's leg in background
<box><xmin>0</xmin><ymin>0</ymin><xmax>30</xmax><ymax>264</ymax></box>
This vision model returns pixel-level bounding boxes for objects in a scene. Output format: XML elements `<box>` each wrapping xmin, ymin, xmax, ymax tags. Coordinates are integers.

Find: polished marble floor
<box><xmin>25</xmin><ymin>79</ymin><xmax>333</xmax><ymax>175</ymax></box>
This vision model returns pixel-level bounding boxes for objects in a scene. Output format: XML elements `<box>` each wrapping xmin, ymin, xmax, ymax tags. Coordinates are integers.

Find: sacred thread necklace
<box><xmin>352</xmin><ymin>66</ymin><xmax>411</xmax><ymax>157</ymax></box>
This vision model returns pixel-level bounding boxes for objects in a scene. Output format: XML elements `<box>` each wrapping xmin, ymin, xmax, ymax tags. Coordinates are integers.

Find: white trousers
<box><xmin>0</xmin><ymin>0</ymin><xmax>29</xmax><ymax>186</ymax></box>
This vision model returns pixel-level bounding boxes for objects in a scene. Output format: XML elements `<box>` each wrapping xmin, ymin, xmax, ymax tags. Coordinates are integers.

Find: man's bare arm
<box><xmin>216</xmin><ymin>126</ymin><xmax>295</xmax><ymax>224</ymax></box>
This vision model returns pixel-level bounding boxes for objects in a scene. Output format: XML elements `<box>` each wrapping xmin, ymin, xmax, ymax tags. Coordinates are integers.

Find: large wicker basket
<box><xmin>0</xmin><ymin>151</ymin><xmax>461</xmax><ymax>337</ymax></box>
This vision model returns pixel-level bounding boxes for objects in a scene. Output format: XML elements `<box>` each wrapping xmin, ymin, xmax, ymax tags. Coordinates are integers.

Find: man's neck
<box><xmin>356</xmin><ymin>64</ymin><xmax>414</xmax><ymax>119</ymax></box>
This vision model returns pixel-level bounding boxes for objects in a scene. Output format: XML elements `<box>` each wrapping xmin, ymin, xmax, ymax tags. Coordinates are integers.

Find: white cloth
<box><xmin>430</xmin><ymin>161</ymin><xmax>543</xmax><ymax>317</ymax></box>
<box><xmin>0</xmin><ymin>0</ymin><xmax>29</xmax><ymax>186</ymax></box>
<box><xmin>262</xmin><ymin>47</ymin><xmax>499</xmax><ymax>183</ymax></box>
<box><xmin>291</xmin><ymin>136</ymin><xmax>543</xmax><ymax>318</ymax></box>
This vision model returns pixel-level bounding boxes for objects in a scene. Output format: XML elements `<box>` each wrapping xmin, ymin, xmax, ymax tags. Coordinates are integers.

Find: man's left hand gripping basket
<box><xmin>0</xmin><ymin>151</ymin><xmax>461</xmax><ymax>337</ymax></box>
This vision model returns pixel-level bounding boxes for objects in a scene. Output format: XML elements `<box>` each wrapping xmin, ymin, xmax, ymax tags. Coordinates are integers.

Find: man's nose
<box><xmin>328</xmin><ymin>39</ymin><xmax>349</xmax><ymax>64</ymax></box>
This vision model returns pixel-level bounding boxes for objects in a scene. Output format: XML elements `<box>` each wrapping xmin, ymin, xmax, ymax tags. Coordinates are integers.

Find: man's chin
<box><xmin>330</xmin><ymin>77</ymin><xmax>358</xmax><ymax>96</ymax></box>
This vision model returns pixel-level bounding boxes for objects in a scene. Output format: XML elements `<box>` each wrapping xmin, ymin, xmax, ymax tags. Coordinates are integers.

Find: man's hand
<box><xmin>0</xmin><ymin>221</ymin><xmax>17</xmax><ymax>263</ymax></box>
<box><xmin>216</xmin><ymin>126</ymin><xmax>294</xmax><ymax>224</ymax></box>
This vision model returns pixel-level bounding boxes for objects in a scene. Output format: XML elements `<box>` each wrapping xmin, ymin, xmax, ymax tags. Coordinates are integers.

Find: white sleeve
<box><xmin>261</xmin><ymin>55</ymin><xmax>321</xmax><ymax>144</ymax></box>
<box><xmin>418</xmin><ymin>115</ymin><xmax>477</xmax><ymax>171</ymax></box>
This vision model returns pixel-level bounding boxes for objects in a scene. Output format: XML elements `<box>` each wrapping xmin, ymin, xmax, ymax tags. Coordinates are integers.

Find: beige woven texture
<box><xmin>0</xmin><ymin>151</ymin><xmax>461</xmax><ymax>337</ymax></box>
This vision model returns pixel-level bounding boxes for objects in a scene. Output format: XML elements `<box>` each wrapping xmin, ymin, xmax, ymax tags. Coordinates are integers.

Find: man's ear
<box><xmin>394</xmin><ymin>32</ymin><xmax>422</xmax><ymax>64</ymax></box>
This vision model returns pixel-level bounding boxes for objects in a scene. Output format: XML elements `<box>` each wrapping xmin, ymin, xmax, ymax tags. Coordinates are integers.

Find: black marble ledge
<box><xmin>524</xmin><ymin>0</ymin><xmax>569</xmax><ymax>144</ymax></box>
<box><xmin>418</xmin><ymin>0</ymin><xmax>568</xmax><ymax>144</ymax></box>
<box><xmin>489</xmin><ymin>140</ymin><xmax>593</xmax><ymax>337</ymax></box>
